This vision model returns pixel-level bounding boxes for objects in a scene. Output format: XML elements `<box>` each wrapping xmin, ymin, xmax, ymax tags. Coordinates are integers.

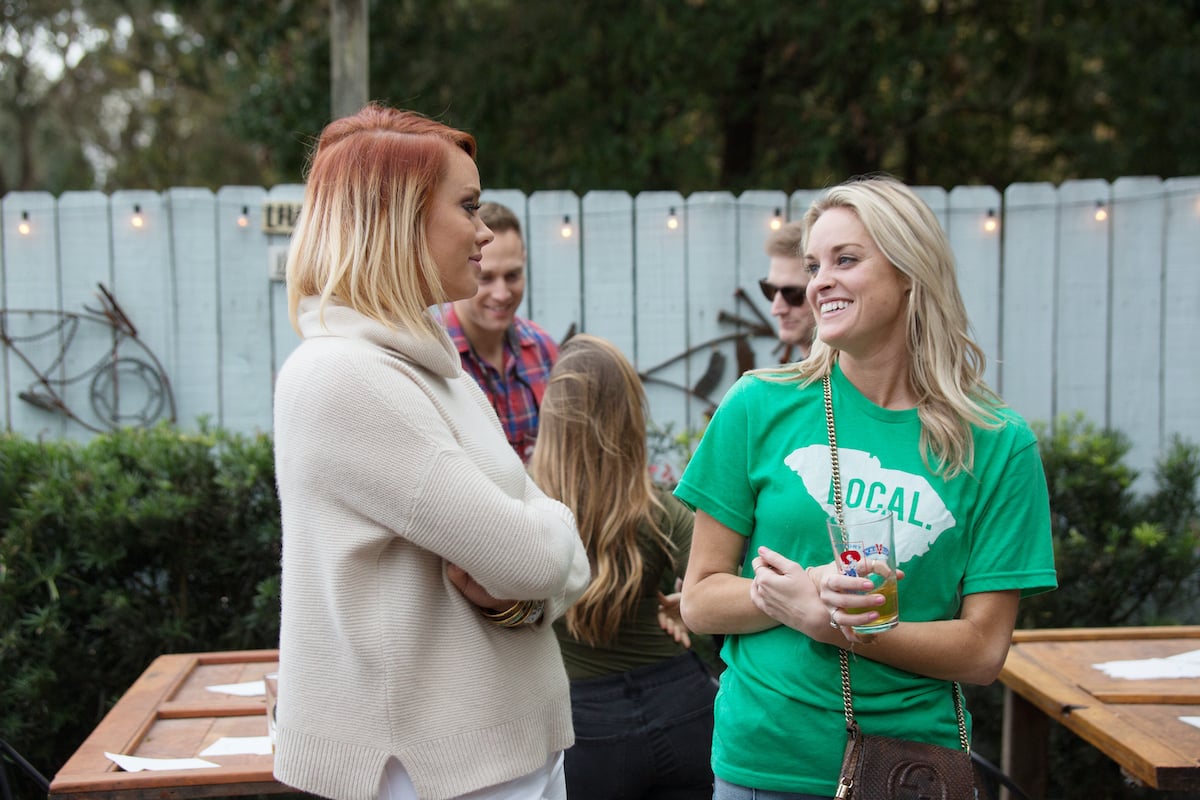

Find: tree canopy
<box><xmin>3</xmin><ymin>0</ymin><xmax>1198</xmax><ymax>195</ymax></box>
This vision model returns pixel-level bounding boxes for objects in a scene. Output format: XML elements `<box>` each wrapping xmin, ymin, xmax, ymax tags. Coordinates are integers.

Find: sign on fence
<box><xmin>262</xmin><ymin>201</ymin><xmax>303</xmax><ymax>235</ymax></box>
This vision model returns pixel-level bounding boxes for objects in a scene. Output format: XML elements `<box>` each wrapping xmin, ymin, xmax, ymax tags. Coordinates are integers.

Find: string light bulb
<box><xmin>560</xmin><ymin>214</ymin><xmax>573</xmax><ymax>239</ymax></box>
<box><xmin>131</xmin><ymin>204</ymin><xmax>145</xmax><ymax>228</ymax></box>
<box><xmin>1094</xmin><ymin>201</ymin><xmax>1108</xmax><ymax>222</ymax></box>
<box><xmin>17</xmin><ymin>211</ymin><xmax>31</xmax><ymax>236</ymax></box>
<box><xmin>983</xmin><ymin>208</ymin><xmax>998</xmax><ymax>233</ymax></box>
<box><xmin>237</xmin><ymin>206</ymin><xmax>250</xmax><ymax>228</ymax></box>
<box><xmin>769</xmin><ymin>207</ymin><xmax>783</xmax><ymax>231</ymax></box>
<box><xmin>667</xmin><ymin>206</ymin><xmax>679</xmax><ymax>230</ymax></box>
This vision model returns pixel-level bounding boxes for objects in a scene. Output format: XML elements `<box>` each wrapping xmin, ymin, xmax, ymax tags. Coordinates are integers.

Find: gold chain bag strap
<box><xmin>823</xmin><ymin>376</ymin><xmax>986</xmax><ymax>800</ymax></box>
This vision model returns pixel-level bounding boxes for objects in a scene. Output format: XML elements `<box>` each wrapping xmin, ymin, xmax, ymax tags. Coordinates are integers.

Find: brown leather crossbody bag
<box><xmin>823</xmin><ymin>376</ymin><xmax>989</xmax><ymax>800</ymax></box>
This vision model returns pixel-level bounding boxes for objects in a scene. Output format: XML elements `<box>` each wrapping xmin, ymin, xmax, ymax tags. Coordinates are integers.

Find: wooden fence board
<box><xmin>527</xmin><ymin>191</ymin><xmax>581</xmax><ymax>346</ymax></box>
<box><xmin>1055</xmin><ymin>179</ymin><xmax>1112</xmax><ymax>427</ymax></box>
<box><xmin>635</xmin><ymin>191</ymin><xmax>688</xmax><ymax>476</ymax></box>
<box><xmin>57</xmin><ymin>191</ymin><xmax>115</xmax><ymax>441</ymax></box>
<box><xmin>2</xmin><ymin>191</ymin><xmax>61</xmax><ymax>438</ymax></box>
<box><xmin>168</xmin><ymin>188</ymin><xmax>220</xmax><ymax>430</ymax></box>
<box><xmin>1110</xmin><ymin>177</ymin><xmax>1165</xmax><ymax>490</ymax></box>
<box><xmin>1000</xmin><ymin>182</ymin><xmax>1057</xmax><ymax>424</ymax></box>
<box><xmin>949</xmin><ymin>185</ymin><xmax>1002</xmax><ymax>392</ymax></box>
<box><xmin>580</xmin><ymin>191</ymin><xmax>634</xmax><ymax>353</ymax></box>
<box><xmin>1163</xmin><ymin>177</ymin><xmax>1200</xmax><ymax>455</ymax></box>
<box><xmin>683</xmin><ymin>192</ymin><xmax>738</xmax><ymax>428</ymax></box>
<box><xmin>109</xmin><ymin>190</ymin><xmax>174</xmax><ymax>436</ymax></box>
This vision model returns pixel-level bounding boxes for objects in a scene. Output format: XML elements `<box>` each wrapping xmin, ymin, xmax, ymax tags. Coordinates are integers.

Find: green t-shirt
<box><xmin>673</xmin><ymin>364</ymin><xmax>1056</xmax><ymax>796</ymax></box>
<box><xmin>554</xmin><ymin>486</ymin><xmax>694</xmax><ymax>679</ymax></box>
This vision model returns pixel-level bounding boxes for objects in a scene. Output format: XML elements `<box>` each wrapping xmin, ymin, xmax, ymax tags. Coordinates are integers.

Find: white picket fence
<box><xmin>3</xmin><ymin>177</ymin><xmax>1199</xmax><ymax>488</ymax></box>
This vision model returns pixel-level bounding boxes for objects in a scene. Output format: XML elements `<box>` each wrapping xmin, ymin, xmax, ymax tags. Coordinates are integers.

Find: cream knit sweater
<box><xmin>272</xmin><ymin>298</ymin><xmax>589</xmax><ymax>800</ymax></box>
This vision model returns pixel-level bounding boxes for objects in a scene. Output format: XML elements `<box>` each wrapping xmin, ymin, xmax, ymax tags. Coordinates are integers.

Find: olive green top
<box><xmin>554</xmin><ymin>486</ymin><xmax>695</xmax><ymax>679</ymax></box>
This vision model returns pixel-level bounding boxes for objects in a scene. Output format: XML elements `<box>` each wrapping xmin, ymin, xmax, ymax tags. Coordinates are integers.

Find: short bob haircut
<box><xmin>286</xmin><ymin>103</ymin><xmax>477</xmax><ymax>338</ymax></box>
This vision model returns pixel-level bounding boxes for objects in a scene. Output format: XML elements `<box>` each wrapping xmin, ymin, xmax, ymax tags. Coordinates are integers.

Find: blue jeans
<box><xmin>565</xmin><ymin>651</ymin><xmax>718</xmax><ymax>800</ymax></box>
<box><xmin>713</xmin><ymin>777</ymin><xmax>832</xmax><ymax>800</ymax></box>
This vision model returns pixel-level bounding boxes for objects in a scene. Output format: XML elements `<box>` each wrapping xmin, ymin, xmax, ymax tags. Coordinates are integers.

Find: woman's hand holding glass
<box><xmin>815</xmin><ymin>559</ymin><xmax>906</xmax><ymax>644</ymax></box>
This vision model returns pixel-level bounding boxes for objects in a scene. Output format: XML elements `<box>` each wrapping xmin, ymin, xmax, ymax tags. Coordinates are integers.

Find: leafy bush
<box><xmin>1021</xmin><ymin>415</ymin><xmax>1200</xmax><ymax>628</ymax></box>
<box><xmin>0</xmin><ymin>424</ymin><xmax>281</xmax><ymax>794</ymax></box>
<box><xmin>967</xmin><ymin>414</ymin><xmax>1200</xmax><ymax>800</ymax></box>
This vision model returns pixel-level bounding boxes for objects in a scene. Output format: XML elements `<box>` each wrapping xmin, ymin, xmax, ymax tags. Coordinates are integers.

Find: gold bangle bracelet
<box><xmin>482</xmin><ymin>601</ymin><xmax>529</xmax><ymax>626</ymax></box>
<box><xmin>481</xmin><ymin>600</ymin><xmax>523</xmax><ymax>619</ymax></box>
<box><xmin>482</xmin><ymin>599</ymin><xmax>525</xmax><ymax>618</ymax></box>
<box><xmin>481</xmin><ymin>599</ymin><xmax>543</xmax><ymax>628</ymax></box>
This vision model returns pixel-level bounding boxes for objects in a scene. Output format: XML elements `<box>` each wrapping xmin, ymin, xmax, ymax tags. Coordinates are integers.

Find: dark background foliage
<box><xmin>3</xmin><ymin>1</ymin><xmax>1200</xmax><ymax>196</ymax></box>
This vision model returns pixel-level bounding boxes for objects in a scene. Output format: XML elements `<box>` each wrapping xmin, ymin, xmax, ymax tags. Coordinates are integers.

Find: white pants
<box><xmin>379</xmin><ymin>752</ymin><xmax>566</xmax><ymax>800</ymax></box>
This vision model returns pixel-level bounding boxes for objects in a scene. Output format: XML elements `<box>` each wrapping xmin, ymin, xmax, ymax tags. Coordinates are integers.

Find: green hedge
<box><xmin>2</xmin><ymin>415</ymin><xmax>1199</xmax><ymax>799</ymax></box>
<box><xmin>0</xmin><ymin>423</ymin><xmax>282</xmax><ymax>794</ymax></box>
<box><xmin>969</xmin><ymin>414</ymin><xmax>1200</xmax><ymax>800</ymax></box>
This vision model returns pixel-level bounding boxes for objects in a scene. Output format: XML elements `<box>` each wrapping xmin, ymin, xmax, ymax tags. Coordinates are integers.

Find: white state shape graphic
<box><xmin>784</xmin><ymin>445</ymin><xmax>956</xmax><ymax>563</ymax></box>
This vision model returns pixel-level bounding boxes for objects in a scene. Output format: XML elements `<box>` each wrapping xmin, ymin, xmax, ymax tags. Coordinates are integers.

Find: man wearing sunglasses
<box><xmin>758</xmin><ymin>221</ymin><xmax>816</xmax><ymax>361</ymax></box>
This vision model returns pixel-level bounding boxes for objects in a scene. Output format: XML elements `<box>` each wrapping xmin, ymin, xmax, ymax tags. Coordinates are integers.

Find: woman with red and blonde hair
<box><xmin>273</xmin><ymin>104</ymin><xmax>589</xmax><ymax>800</ymax></box>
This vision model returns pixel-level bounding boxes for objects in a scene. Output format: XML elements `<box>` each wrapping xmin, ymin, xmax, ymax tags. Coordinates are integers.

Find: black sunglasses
<box><xmin>758</xmin><ymin>279</ymin><xmax>807</xmax><ymax>307</ymax></box>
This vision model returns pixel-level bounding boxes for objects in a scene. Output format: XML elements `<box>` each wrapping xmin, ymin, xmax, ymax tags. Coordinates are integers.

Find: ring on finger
<box><xmin>829</xmin><ymin>608</ymin><xmax>840</xmax><ymax>629</ymax></box>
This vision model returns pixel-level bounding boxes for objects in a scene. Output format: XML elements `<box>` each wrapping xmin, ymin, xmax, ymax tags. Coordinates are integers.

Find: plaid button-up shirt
<box><xmin>441</xmin><ymin>305</ymin><xmax>558</xmax><ymax>463</ymax></box>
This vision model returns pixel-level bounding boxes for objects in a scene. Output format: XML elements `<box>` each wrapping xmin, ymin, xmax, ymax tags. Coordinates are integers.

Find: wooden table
<box><xmin>999</xmin><ymin>626</ymin><xmax>1200</xmax><ymax>798</ymax></box>
<box><xmin>49</xmin><ymin>649</ymin><xmax>288</xmax><ymax>800</ymax></box>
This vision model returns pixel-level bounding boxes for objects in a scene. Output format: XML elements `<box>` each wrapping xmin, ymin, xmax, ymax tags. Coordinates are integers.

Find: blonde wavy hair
<box><xmin>529</xmin><ymin>334</ymin><xmax>674</xmax><ymax>646</ymax></box>
<box><xmin>775</xmin><ymin>175</ymin><xmax>1002</xmax><ymax>478</ymax></box>
<box><xmin>286</xmin><ymin>104</ymin><xmax>477</xmax><ymax>337</ymax></box>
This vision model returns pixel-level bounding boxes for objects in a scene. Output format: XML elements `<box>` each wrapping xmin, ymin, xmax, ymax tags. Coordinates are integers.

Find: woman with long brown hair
<box><xmin>529</xmin><ymin>333</ymin><xmax>717</xmax><ymax>800</ymax></box>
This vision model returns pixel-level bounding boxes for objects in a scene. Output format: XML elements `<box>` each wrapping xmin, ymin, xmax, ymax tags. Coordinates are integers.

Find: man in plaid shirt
<box><xmin>442</xmin><ymin>202</ymin><xmax>558</xmax><ymax>462</ymax></box>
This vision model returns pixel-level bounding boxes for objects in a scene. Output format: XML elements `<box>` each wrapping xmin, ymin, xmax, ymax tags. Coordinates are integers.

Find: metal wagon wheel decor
<box><xmin>0</xmin><ymin>283</ymin><xmax>176</xmax><ymax>433</ymax></box>
<box><xmin>637</xmin><ymin>285</ymin><xmax>789</xmax><ymax>415</ymax></box>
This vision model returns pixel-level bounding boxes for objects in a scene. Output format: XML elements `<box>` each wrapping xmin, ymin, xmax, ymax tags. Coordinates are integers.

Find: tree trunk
<box><xmin>331</xmin><ymin>0</ymin><xmax>369</xmax><ymax>120</ymax></box>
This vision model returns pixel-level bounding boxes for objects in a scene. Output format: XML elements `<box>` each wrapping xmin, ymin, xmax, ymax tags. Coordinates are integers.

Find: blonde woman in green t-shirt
<box><xmin>676</xmin><ymin>175</ymin><xmax>1056</xmax><ymax>799</ymax></box>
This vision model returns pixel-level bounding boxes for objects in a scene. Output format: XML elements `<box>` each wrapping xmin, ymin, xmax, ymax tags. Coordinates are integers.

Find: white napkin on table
<box><xmin>1092</xmin><ymin>648</ymin><xmax>1200</xmax><ymax>679</ymax></box>
<box><xmin>204</xmin><ymin>679</ymin><xmax>265</xmax><ymax>696</ymax></box>
<box><xmin>199</xmin><ymin>736</ymin><xmax>273</xmax><ymax>756</ymax></box>
<box><xmin>104</xmin><ymin>752</ymin><xmax>219</xmax><ymax>771</ymax></box>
